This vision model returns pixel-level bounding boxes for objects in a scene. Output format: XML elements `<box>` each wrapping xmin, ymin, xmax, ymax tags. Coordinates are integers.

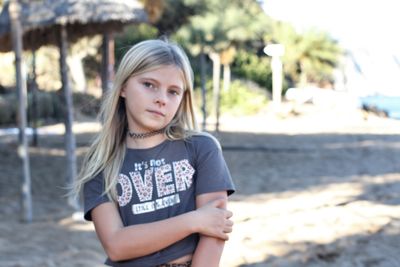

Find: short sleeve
<box><xmin>83</xmin><ymin>172</ymin><xmax>111</xmax><ymax>221</ymax></box>
<box><xmin>192</xmin><ymin>135</ymin><xmax>235</xmax><ymax>196</ymax></box>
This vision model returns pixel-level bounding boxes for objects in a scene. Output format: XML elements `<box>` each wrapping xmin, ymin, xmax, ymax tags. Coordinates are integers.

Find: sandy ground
<box><xmin>1</xmin><ymin>102</ymin><xmax>400</xmax><ymax>267</ymax></box>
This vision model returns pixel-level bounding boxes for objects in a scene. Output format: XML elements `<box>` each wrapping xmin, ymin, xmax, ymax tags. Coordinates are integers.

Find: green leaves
<box><xmin>264</xmin><ymin>20</ymin><xmax>343</xmax><ymax>87</ymax></box>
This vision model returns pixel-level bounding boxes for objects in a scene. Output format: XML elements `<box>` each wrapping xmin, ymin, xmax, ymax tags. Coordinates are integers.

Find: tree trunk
<box><xmin>30</xmin><ymin>49</ymin><xmax>38</xmax><ymax>147</ymax></box>
<box><xmin>223</xmin><ymin>63</ymin><xmax>231</xmax><ymax>92</ymax></box>
<box><xmin>101</xmin><ymin>32</ymin><xmax>115</xmax><ymax>95</ymax></box>
<box><xmin>200</xmin><ymin>48</ymin><xmax>207</xmax><ymax>130</ymax></box>
<box><xmin>298</xmin><ymin>61</ymin><xmax>307</xmax><ymax>88</ymax></box>
<box><xmin>209</xmin><ymin>52</ymin><xmax>221</xmax><ymax>132</ymax></box>
<box><xmin>58</xmin><ymin>25</ymin><xmax>79</xmax><ymax>210</ymax></box>
<box><xmin>67</xmin><ymin>54</ymin><xmax>87</xmax><ymax>92</ymax></box>
<box><xmin>10</xmin><ymin>0</ymin><xmax>32</xmax><ymax>223</ymax></box>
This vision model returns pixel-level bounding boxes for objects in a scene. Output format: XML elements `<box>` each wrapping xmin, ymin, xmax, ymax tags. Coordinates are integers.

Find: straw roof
<box><xmin>0</xmin><ymin>0</ymin><xmax>147</xmax><ymax>52</ymax></box>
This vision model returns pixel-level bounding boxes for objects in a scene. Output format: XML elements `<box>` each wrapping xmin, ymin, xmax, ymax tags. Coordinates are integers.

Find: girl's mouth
<box><xmin>147</xmin><ymin>109</ymin><xmax>165</xmax><ymax>117</ymax></box>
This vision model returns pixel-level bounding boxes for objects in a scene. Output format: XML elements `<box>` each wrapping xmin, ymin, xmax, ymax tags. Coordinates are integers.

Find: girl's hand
<box><xmin>192</xmin><ymin>198</ymin><xmax>233</xmax><ymax>240</ymax></box>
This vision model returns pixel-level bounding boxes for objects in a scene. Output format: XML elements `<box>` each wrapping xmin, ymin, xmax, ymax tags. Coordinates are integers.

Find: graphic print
<box><xmin>117</xmin><ymin>158</ymin><xmax>195</xmax><ymax>214</ymax></box>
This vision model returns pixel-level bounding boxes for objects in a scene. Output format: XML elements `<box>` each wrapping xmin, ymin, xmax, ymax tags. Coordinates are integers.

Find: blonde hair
<box><xmin>73</xmin><ymin>39</ymin><xmax>198</xmax><ymax>201</ymax></box>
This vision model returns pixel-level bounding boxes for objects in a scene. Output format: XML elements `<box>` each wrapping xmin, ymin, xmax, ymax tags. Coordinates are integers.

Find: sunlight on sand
<box><xmin>28</xmin><ymin>146</ymin><xmax>89</xmax><ymax>156</ymax></box>
<box><xmin>58</xmin><ymin>213</ymin><xmax>95</xmax><ymax>232</ymax></box>
<box><xmin>221</xmin><ymin>174</ymin><xmax>400</xmax><ymax>266</ymax></box>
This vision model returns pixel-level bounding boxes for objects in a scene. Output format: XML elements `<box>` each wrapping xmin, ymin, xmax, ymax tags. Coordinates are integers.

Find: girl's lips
<box><xmin>147</xmin><ymin>109</ymin><xmax>165</xmax><ymax>117</ymax></box>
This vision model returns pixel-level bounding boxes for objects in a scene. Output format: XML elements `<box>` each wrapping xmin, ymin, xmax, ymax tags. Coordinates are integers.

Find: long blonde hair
<box><xmin>73</xmin><ymin>39</ymin><xmax>198</xmax><ymax>201</ymax></box>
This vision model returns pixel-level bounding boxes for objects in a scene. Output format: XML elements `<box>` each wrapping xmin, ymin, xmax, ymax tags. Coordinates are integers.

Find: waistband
<box><xmin>156</xmin><ymin>260</ymin><xmax>192</xmax><ymax>267</ymax></box>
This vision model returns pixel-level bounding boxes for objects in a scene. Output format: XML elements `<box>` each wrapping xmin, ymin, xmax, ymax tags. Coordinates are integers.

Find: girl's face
<box><xmin>120</xmin><ymin>65</ymin><xmax>185</xmax><ymax>133</ymax></box>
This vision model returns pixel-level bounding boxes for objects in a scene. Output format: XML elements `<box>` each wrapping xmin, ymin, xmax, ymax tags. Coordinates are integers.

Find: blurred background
<box><xmin>0</xmin><ymin>0</ymin><xmax>399</xmax><ymax>266</ymax></box>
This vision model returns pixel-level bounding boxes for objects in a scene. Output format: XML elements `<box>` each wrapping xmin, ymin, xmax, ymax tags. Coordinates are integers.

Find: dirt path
<box><xmin>1</xmin><ymin>104</ymin><xmax>400</xmax><ymax>267</ymax></box>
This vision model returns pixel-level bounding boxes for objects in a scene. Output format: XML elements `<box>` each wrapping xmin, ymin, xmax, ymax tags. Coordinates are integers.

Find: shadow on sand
<box><xmin>1</xmin><ymin>129</ymin><xmax>400</xmax><ymax>266</ymax></box>
<box><xmin>238</xmin><ymin>218</ymin><xmax>400</xmax><ymax>267</ymax></box>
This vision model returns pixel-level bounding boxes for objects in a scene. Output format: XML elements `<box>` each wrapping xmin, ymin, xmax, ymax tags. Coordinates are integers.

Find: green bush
<box><xmin>195</xmin><ymin>79</ymin><xmax>269</xmax><ymax>117</ymax></box>
<box><xmin>27</xmin><ymin>91</ymin><xmax>61</xmax><ymax>124</ymax></box>
<box><xmin>220</xmin><ymin>80</ymin><xmax>269</xmax><ymax>115</ymax></box>
<box><xmin>231</xmin><ymin>50</ymin><xmax>273</xmax><ymax>92</ymax></box>
<box><xmin>72</xmin><ymin>92</ymin><xmax>101</xmax><ymax>117</ymax></box>
<box><xmin>0</xmin><ymin>90</ymin><xmax>101</xmax><ymax>126</ymax></box>
<box><xmin>0</xmin><ymin>94</ymin><xmax>17</xmax><ymax>125</ymax></box>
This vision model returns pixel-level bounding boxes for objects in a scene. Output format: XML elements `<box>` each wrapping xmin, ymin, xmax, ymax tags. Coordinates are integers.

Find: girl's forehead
<box><xmin>133</xmin><ymin>65</ymin><xmax>186</xmax><ymax>83</ymax></box>
<box><xmin>141</xmin><ymin>64</ymin><xmax>182</xmax><ymax>74</ymax></box>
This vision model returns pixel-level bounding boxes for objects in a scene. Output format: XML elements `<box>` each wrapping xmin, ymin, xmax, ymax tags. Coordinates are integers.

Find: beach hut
<box><xmin>0</xmin><ymin>0</ymin><xmax>147</xmax><ymax>222</ymax></box>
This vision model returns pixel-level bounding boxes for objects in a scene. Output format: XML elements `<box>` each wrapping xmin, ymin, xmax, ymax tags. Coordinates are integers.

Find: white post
<box><xmin>271</xmin><ymin>56</ymin><xmax>282</xmax><ymax>107</ymax></box>
<box><xmin>264</xmin><ymin>44</ymin><xmax>285</xmax><ymax>111</ymax></box>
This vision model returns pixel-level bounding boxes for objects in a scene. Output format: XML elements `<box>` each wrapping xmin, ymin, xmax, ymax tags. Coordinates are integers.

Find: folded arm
<box><xmin>91</xmin><ymin>198</ymin><xmax>232</xmax><ymax>262</ymax></box>
<box><xmin>191</xmin><ymin>191</ymin><xmax>232</xmax><ymax>267</ymax></box>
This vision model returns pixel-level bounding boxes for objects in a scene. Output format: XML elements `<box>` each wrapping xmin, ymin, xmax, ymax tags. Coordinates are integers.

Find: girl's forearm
<box><xmin>191</xmin><ymin>191</ymin><xmax>229</xmax><ymax>267</ymax></box>
<box><xmin>191</xmin><ymin>235</ymin><xmax>225</xmax><ymax>267</ymax></box>
<box><xmin>105</xmin><ymin>211</ymin><xmax>197</xmax><ymax>261</ymax></box>
<box><xmin>93</xmin><ymin>199</ymin><xmax>230</xmax><ymax>262</ymax></box>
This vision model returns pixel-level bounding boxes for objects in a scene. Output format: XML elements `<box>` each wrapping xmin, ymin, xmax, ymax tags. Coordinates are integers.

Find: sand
<box><xmin>1</xmin><ymin>103</ymin><xmax>400</xmax><ymax>267</ymax></box>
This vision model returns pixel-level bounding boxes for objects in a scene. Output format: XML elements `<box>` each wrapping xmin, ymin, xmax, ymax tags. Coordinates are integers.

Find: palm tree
<box><xmin>177</xmin><ymin>0</ymin><xmax>268</xmax><ymax>131</ymax></box>
<box><xmin>265</xmin><ymin>21</ymin><xmax>342</xmax><ymax>88</ymax></box>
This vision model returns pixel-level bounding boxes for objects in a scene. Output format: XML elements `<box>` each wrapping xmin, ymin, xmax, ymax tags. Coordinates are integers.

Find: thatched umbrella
<box><xmin>0</xmin><ymin>0</ymin><xmax>147</xmax><ymax>91</ymax></box>
<box><xmin>0</xmin><ymin>0</ymin><xmax>147</xmax><ymax>221</ymax></box>
<box><xmin>0</xmin><ymin>0</ymin><xmax>147</xmax><ymax>52</ymax></box>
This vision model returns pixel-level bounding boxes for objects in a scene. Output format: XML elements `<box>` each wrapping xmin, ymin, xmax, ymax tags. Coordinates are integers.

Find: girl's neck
<box><xmin>125</xmin><ymin>132</ymin><xmax>167</xmax><ymax>149</ymax></box>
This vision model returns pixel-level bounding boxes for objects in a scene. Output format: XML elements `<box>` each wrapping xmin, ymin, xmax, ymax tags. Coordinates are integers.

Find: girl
<box><xmin>73</xmin><ymin>39</ymin><xmax>235</xmax><ymax>267</ymax></box>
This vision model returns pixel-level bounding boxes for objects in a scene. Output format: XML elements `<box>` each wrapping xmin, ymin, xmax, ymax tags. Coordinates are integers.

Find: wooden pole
<box><xmin>30</xmin><ymin>49</ymin><xmax>38</xmax><ymax>147</ymax></box>
<box><xmin>10</xmin><ymin>0</ymin><xmax>33</xmax><ymax>223</ymax></box>
<box><xmin>101</xmin><ymin>32</ymin><xmax>115</xmax><ymax>95</ymax></box>
<box><xmin>200</xmin><ymin>48</ymin><xmax>207</xmax><ymax>131</ymax></box>
<box><xmin>210</xmin><ymin>52</ymin><xmax>221</xmax><ymax>132</ymax></box>
<box><xmin>58</xmin><ymin>24</ymin><xmax>79</xmax><ymax>210</ymax></box>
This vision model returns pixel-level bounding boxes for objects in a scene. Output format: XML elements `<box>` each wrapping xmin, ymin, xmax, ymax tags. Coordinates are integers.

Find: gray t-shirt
<box><xmin>83</xmin><ymin>134</ymin><xmax>235</xmax><ymax>267</ymax></box>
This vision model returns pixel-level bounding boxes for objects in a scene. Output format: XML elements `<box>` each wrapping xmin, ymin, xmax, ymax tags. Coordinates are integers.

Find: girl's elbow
<box><xmin>104</xmin><ymin>239</ymin><xmax>125</xmax><ymax>261</ymax></box>
<box><xmin>104</xmin><ymin>238</ymin><xmax>141</xmax><ymax>262</ymax></box>
<box><xmin>105</xmin><ymin>246</ymin><xmax>118</xmax><ymax>261</ymax></box>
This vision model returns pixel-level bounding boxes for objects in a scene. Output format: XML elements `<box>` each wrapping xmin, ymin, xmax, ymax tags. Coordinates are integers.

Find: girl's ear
<box><xmin>120</xmin><ymin>85</ymin><xmax>126</xmax><ymax>98</ymax></box>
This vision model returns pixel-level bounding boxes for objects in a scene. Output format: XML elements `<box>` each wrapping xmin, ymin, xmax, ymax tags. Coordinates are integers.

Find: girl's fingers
<box><xmin>211</xmin><ymin>198</ymin><xmax>226</xmax><ymax>208</ymax></box>
<box><xmin>224</xmin><ymin>226</ymin><xmax>232</xmax><ymax>233</ymax></box>
<box><xmin>225</xmin><ymin>210</ymin><xmax>233</xmax><ymax>219</ymax></box>
<box><xmin>220</xmin><ymin>233</ymin><xmax>229</xmax><ymax>241</ymax></box>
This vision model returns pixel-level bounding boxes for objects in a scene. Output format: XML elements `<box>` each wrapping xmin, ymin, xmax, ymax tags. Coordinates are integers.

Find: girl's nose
<box><xmin>154</xmin><ymin>91</ymin><xmax>167</xmax><ymax>106</ymax></box>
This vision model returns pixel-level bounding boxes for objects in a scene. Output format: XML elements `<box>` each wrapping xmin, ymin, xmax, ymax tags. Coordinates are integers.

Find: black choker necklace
<box><xmin>127</xmin><ymin>128</ymin><xmax>165</xmax><ymax>139</ymax></box>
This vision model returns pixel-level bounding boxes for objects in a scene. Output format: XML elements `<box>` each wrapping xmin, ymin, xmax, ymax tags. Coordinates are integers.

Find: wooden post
<box><xmin>58</xmin><ymin>24</ymin><xmax>79</xmax><ymax>210</ymax></box>
<box><xmin>10</xmin><ymin>0</ymin><xmax>33</xmax><ymax>223</ymax></box>
<box><xmin>101</xmin><ymin>31</ymin><xmax>115</xmax><ymax>94</ymax></box>
<box><xmin>30</xmin><ymin>49</ymin><xmax>38</xmax><ymax>147</ymax></box>
<box><xmin>210</xmin><ymin>52</ymin><xmax>221</xmax><ymax>132</ymax></box>
<box><xmin>200</xmin><ymin>47</ymin><xmax>207</xmax><ymax>131</ymax></box>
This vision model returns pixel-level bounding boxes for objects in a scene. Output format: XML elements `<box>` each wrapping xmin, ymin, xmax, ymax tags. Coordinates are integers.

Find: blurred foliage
<box><xmin>71</xmin><ymin>91</ymin><xmax>101</xmax><ymax>117</ymax></box>
<box><xmin>143</xmin><ymin>0</ymin><xmax>208</xmax><ymax>36</ymax></box>
<box><xmin>231</xmin><ymin>50</ymin><xmax>272</xmax><ymax>90</ymax></box>
<box><xmin>175</xmin><ymin>0</ymin><xmax>267</xmax><ymax>54</ymax></box>
<box><xmin>264</xmin><ymin>20</ymin><xmax>343</xmax><ymax>88</ymax></box>
<box><xmin>0</xmin><ymin>94</ymin><xmax>16</xmax><ymax>125</ymax></box>
<box><xmin>174</xmin><ymin>0</ymin><xmax>269</xmax><ymax>119</ymax></box>
<box><xmin>219</xmin><ymin>79</ymin><xmax>269</xmax><ymax>115</ymax></box>
<box><xmin>114</xmin><ymin>23</ymin><xmax>159</xmax><ymax>65</ymax></box>
<box><xmin>0</xmin><ymin>90</ymin><xmax>100</xmax><ymax>126</ymax></box>
<box><xmin>195</xmin><ymin>79</ymin><xmax>269</xmax><ymax>116</ymax></box>
<box><xmin>0</xmin><ymin>53</ymin><xmax>16</xmax><ymax>87</ymax></box>
<box><xmin>0</xmin><ymin>0</ymin><xmax>344</xmax><ymax>125</ymax></box>
<box><xmin>1</xmin><ymin>37</ymin><xmax>103</xmax><ymax>92</ymax></box>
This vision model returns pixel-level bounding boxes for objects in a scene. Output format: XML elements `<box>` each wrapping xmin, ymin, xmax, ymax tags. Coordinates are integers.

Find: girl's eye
<box><xmin>143</xmin><ymin>82</ymin><xmax>155</xmax><ymax>89</ymax></box>
<box><xmin>168</xmin><ymin>89</ymin><xmax>180</xmax><ymax>96</ymax></box>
